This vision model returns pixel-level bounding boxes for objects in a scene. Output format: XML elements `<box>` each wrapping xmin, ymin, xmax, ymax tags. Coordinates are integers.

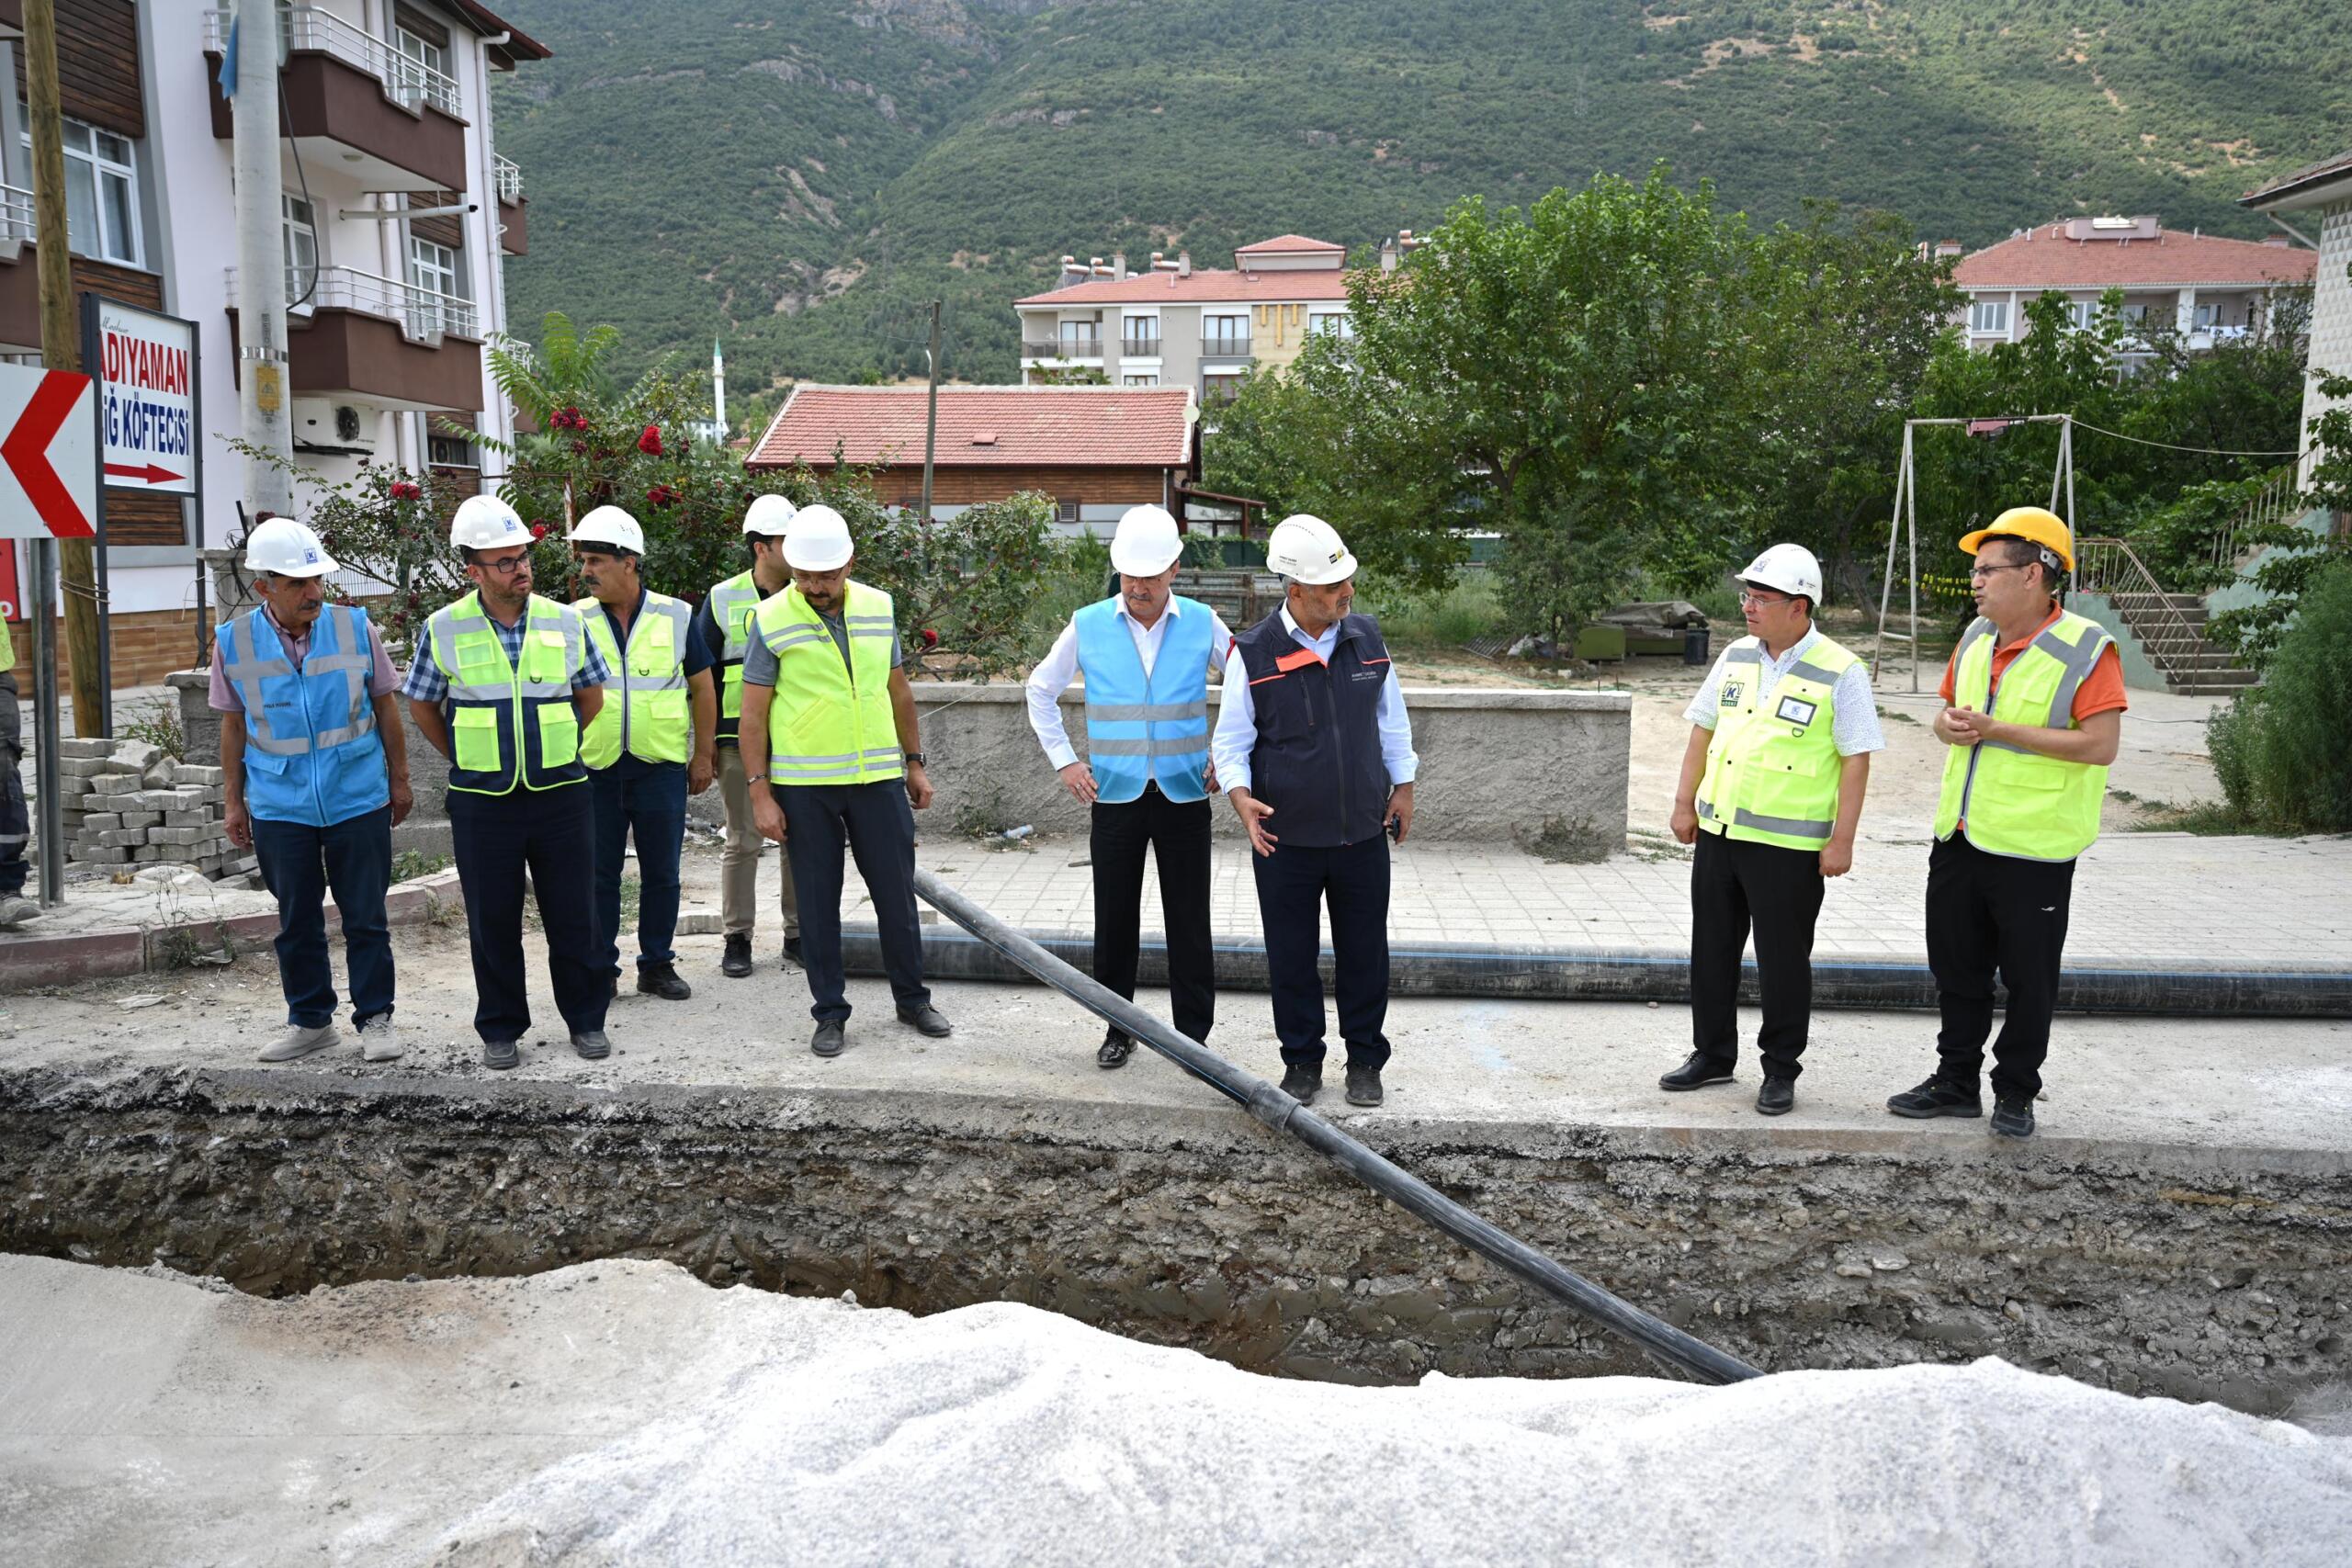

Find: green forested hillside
<box><xmin>490</xmin><ymin>0</ymin><xmax>2348</xmax><ymax>430</ymax></box>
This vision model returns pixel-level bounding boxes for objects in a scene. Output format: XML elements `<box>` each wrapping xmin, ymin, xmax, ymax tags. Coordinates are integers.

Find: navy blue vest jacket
<box><xmin>1233</xmin><ymin>610</ymin><xmax>1394</xmax><ymax>848</ymax></box>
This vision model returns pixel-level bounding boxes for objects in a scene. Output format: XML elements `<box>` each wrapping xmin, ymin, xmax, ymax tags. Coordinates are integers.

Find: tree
<box><xmin>2211</xmin><ymin>370</ymin><xmax>2352</xmax><ymax>670</ymax></box>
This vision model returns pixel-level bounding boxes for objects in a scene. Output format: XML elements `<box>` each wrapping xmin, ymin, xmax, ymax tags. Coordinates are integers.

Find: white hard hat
<box><xmin>742</xmin><ymin>492</ymin><xmax>798</xmax><ymax>536</ymax></box>
<box><xmin>1738</xmin><ymin>543</ymin><xmax>1823</xmax><ymax>603</ymax></box>
<box><xmin>243</xmin><ymin>516</ymin><xmax>338</xmax><ymax>579</ymax></box>
<box><xmin>570</xmin><ymin>504</ymin><xmax>645</xmax><ymax>556</ymax></box>
<box><xmin>450</xmin><ymin>493</ymin><xmax>533</xmax><ymax>552</ymax></box>
<box><xmin>1110</xmin><ymin>503</ymin><xmax>1183</xmax><ymax>576</ymax></box>
<box><xmin>783</xmin><ymin>502</ymin><xmax>854</xmax><ymax>571</ymax></box>
<box><xmin>1264</xmin><ymin>513</ymin><xmax>1357</xmax><ymax>586</ymax></box>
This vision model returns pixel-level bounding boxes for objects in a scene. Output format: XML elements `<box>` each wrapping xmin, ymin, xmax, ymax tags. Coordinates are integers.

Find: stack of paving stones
<box><xmin>45</xmin><ymin>738</ymin><xmax>256</xmax><ymax>882</ymax></box>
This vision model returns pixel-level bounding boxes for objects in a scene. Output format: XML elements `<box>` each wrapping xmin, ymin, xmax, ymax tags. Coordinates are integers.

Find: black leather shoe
<box><xmin>571</xmin><ymin>1029</ymin><xmax>612</xmax><ymax>1061</ymax></box>
<box><xmin>781</xmin><ymin>936</ymin><xmax>803</xmax><ymax>968</ymax></box>
<box><xmin>811</xmin><ymin>1020</ymin><xmax>845</xmax><ymax>1057</ymax></box>
<box><xmin>1660</xmin><ymin>1052</ymin><xmax>1736</xmax><ymax>1091</ymax></box>
<box><xmin>637</xmin><ymin>963</ymin><xmax>693</xmax><ymax>1001</ymax></box>
<box><xmin>898</xmin><ymin>1004</ymin><xmax>953</xmax><ymax>1037</ymax></box>
<box><xmin>1756</xmin><ymin>1076</ymin><xmax>1795</xmax><ymax>1115</ymax></box>
<box><xmin>1991</xmin><ymin>1096</ymin><xmax>2036</xmax><ymax>1138</ymax></box>
<box><xmin>1345</xmin><ymin>1066</ymin><xmax>1385</xmax><ymax>1107</ymax></box>
<box><xmin>1097</xmin><ymin>1030</ymin><xmax>1135</xmax><ymax>1069</ymax></box>
<box><xmin>1887</xmin><ymin>1077</ymin><xmax>1984</xmax><ymax>1119</ymax></box>
<box><xmin>1279</xmin><ymin>1065</ymin><xmax>1321</xmax><ymax>1105</ymax></box>
<box><xmin>483</xmin><ymin>1037</ymin><xmax>519</xmax><ymax>1071</ymax></box>
<box><xmin>721</xmin><ymin>934</ymin><xmax>753</xmax><ymax>978</ymax></box>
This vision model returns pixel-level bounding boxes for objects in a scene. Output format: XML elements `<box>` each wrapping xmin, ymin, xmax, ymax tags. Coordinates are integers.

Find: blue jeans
<box><xmin>250</xmin><ymin>804</ymin><xmax>395</xmax><ymax>1029</ymax></box>
<box><xmin>590</xmin><ymin>761</ymin><xmax>687</xmax><ymax>976</ymax></box>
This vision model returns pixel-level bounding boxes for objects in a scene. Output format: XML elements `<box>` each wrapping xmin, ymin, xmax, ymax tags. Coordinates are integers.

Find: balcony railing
<box><xmin>1023</xmin><ymin>337</ymin><xmax>1103</xmax><ymax>359</ymax></box>
<box><xmin>494</xmin><ymin>153</ymin><xmax>523</xmax><ymax>203</ymax></box>
<box><xmin>1199</xmin><ymin>335</ymin><xmax>1251</xmax><ymax>358</ymax></box>
<box><xmin>228</xmin><ymin>264</ymin><xmax>479</xmax><ymax>343</ymax></box>
<box><xmin>0</xmin><ymin>183</ymin><xmax>32</xmax><ymax>246</ymax></box>
<box><xmin>1119</xmin><ymin>335</ymin><xmax>1161</xmax><ymax>357</ymax></box>
<box><xmin>204</xmin><ymin>6</ymin><xmax>462</xmax><ymax>118</ymax></box>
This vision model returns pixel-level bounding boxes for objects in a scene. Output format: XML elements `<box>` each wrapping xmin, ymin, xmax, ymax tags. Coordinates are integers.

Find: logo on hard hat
<box><xmin>303</xmin><ymin>548</ymin><xmax>320</xmax><ymax>563</ymax></box>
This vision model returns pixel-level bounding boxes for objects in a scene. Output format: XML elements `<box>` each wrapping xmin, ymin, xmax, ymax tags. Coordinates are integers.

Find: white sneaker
<box><xmin>0</xmin><ymin>896</ymin><xmax>39</xmax><ymax>927</ymax></box>
<box><xmin>356</xmin><ymin>1015</ymin><xmax>404</xmax><ymax>1063</ymax></box>
<box><xmin>257</xmin><ymin>1022</ymin><xmax>341</xmax><ymax>1063</ymax></box>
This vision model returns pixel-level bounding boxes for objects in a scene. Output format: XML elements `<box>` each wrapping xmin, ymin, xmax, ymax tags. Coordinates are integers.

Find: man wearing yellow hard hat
<box><xmin>1887</xmin><ymin>506</ymin><xmax>2125</xmax><ymax>1139</ymax></box>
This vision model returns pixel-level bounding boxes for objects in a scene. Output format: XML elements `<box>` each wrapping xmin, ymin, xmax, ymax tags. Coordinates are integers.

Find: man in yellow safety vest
<box><xmin>570</xmin><ymin>505</ymin><xmax>717</xmax><ymax>1006</ymax></box>
<box><xmin>1888</xmin><ymin>507</ymin><xmax>2126</xmax><ymax>1139</ymax></box>
<box><xmin>1661</xmin><ymin>543</ymin><xmax>1883</xmax><ymax>1115</ymax></box>
<box><xmin>738</xmin><ymin>503</ymin><xmax>950</xmax><ymax>1057</ymax></box>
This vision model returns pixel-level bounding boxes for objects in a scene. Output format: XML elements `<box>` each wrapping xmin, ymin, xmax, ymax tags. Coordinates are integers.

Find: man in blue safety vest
<box><xmin>215</xmin><ymin>517</ymin><xmax>413</xmax><ymax>1064</ymax></box>
<box><xmin>1026</xmin><ymin>504</ymin><xmax>1234</xmax><ymax>1068</ymax></box>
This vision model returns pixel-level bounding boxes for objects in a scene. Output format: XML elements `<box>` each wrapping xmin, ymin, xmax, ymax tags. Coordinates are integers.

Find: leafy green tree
<box><xmin>2207</xmin><ymin>559</ymin><xmax>2352</xmax><ymax>832</ymax></box>
<box><xmin>2211</xmin><ymin>371</ymin><xmax>2352</xmax><ymax>670</ymax></box>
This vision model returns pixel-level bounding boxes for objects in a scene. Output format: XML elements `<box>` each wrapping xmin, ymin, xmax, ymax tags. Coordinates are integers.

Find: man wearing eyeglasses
<box><xmin>1662</xmin><ymin>544</ymin><xmax>1883</xmax><ymax>1116</ymax></box>
<box><xmin>1887</xmin><ymin>508</ymin><xmax>2125</xmax><ymax>1139</ymax></box>
<box><xmin>403</xmin><ymin>495</ymin><xmax>615</xmax><ymax>1071</ymax></box>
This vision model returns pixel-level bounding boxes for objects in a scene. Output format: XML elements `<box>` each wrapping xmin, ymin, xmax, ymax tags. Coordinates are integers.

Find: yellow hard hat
<box><xmin>1959</xmin><ymin>505</ymin><xmax>2074</xmax><ymax>573</ymax></box>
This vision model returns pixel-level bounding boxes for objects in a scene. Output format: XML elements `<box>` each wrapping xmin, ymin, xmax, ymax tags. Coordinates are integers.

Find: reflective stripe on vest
<box><xmin>428</xmin><ymin>592</ymin><xmax>588</xmax><ymax>795</ymax></box>
<box><xmin>753</xmin><ymin>580</ymin><xmax>902</xmax><ymax>786</ymax></box>
<box><xmin>573</xmin><ymin>592</ymin><xmax>692</xmax><ymax>768</ymax></box>
<box><xmin>218</xmin><ymin>604</ymin><xmax>390</xmax><ymax>827</ymax></box>
<box><xmin>709</xmin><ymin>570</ymin><xmax>763</xmax><ymax>740</ymax></box>
<box><xmin>1074</xmin><ymin>594</ymin><xmax>1215</xmax><ymax>803</ymax></box>
<box><xmin>1694</xmin><ymin>634</ymin><xmax>1859</xmax><ymax>852</ymax></box>
<box><xmin>1932</xmin><ymin>609</ymin><xmax>2112</xmax><ymax>862</ymax></box>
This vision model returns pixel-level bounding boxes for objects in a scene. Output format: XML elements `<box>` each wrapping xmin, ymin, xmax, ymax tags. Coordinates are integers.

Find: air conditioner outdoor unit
<box><xmin>291</xmin><ymin>398</ymin><xmax>379</xmax><ymax>455</ymax></box>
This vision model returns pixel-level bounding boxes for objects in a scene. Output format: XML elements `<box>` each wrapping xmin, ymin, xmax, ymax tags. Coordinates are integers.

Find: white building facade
<box><xmin>2242</xmin><ymin>155</ymin><xmax>2352</xmax><ymax>489</ymax></box>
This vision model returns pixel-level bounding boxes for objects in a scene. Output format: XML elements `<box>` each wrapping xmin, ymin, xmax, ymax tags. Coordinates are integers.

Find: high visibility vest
<box><xmin>1695</xmin><ymin>634</ymin><xmax>1860</xmax><ymax>852</ymax></box>
<box><xmin>216</xmin><ymin>603</ymin><xmax>389</xmax><ymax>827</ymax></box>
<box><xmin>426</xmin><ymin>591</ymin><xmax>589</xmax><ymax>795</ymax></box>
<box><xmin>752</xmin><ymin>580</ymin><xmax>903</xmax><ymax>786</ymax></box>
<box><xmin>0</xmin><ymin>611</ymin><xmax>13</xmax><ymax>675</ymax></box>
<box><xmin>572</xmin><ymin>590</ymin><xmax>692</xmax><ymax>768</ymax></box>
<box><xmin>707</xmin><ymin>569</ymin><xmax>764</xmax><ymax>745</ymax></box>
<box><xmin>1073</xmin><ymin>594</ymin><xmax>1215</xmax><ymax>803</ymax></box>
<box><xmin>1934</xmin><ymin>609</ymin><xmax>2113</xmax><ymax>862</ymax></box>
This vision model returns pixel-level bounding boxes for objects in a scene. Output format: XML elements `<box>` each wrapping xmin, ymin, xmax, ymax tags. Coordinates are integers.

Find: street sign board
<box><xmin>94</xmin><ymin>299</ymin><xmax>198</xmax><ymax>493</ymax></box>
<box><xmin>0</xmin><ymin>364</ymin><xmax>96</xmax><ymax>540</ymax></box>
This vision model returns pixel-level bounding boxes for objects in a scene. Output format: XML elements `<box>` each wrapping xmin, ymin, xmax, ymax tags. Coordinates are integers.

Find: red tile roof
<box><xmin>1016</xmin><ymin>269</ymin><xmax>1355</xmax><ymax>306</ymax></box>
<box><xmin>1236</xmin><ymin>235</ymin><xmax>1345</xmax><ymax>254</ymax></box>
<box><xmin>750</xmin><ymin>385</ymin><xmax>1197</xmax><ymax>471</ymax></box>
<box><xmin>1952</xmin><ymin>224</ymin><xmax>2313</xmax><ymax>289</ymax></box>
<box><xmin>2241</xmin><ymin>148</ymin><xmax>2352</xmax><ymax>209</ymax></box>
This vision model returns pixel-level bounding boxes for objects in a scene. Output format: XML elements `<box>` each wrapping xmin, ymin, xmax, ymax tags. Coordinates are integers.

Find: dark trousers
<box><xmin>589</xmin><ymin>761</ymin><xmax>687</xmax><ymax>976</ymax></box>
<box><xmin>1092</xmin><ymin>785</ymin><xmax>1216</xmax><ymax>1043</ymax></box>
<box><xmin>447</xmin><ymin>784</ymin><xmax>607</xmax><ymax>1043</ymax></box>
<box><xmin>1926</xmin><ymin>834</ymin><xmax>2075</xmax><ymax>1100</ymax></box>
<box><xmin>1250</xmin><ymin>835</ymin><xmax>1391</xmax><ymax>1070</ymax></box>
<box><xmin>1689</xmin><ymin>829</ymin><xmax>1826</xmax><ymax>1080</ymax></box>
<box><xmin>777</xmin><ymin>779</ymin><xmax>931</xmax><ymax>1023</ymax></box>
<box><xmin>251</xmin><ymin>804</ymin><xmax>395</xmax><ymax>1030</ymax></box>
<box><xmin>0</xmin><ymin>672</ymin><xmax>25</xmax><ymax>896</ymax></box>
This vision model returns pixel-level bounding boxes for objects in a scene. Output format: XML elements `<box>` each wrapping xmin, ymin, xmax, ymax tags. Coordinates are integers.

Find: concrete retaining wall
<box><xmin>912</xmin><ymin>683</ymin><xmax>1632</xmax><ymax>846</ymax></box>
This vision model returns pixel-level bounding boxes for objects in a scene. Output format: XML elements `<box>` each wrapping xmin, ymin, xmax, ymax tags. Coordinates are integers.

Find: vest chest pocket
<box><xmin>523</xmin><ymin>627</ymin><xmax>571</xmax><ymax>683</ymax></box>
<box><xmin>537</xmin><ymin>701</ymin><xmax>580</xmax><ymax>768</ymax></box>
<box><xmin>452</xmin><ymin>706</ymin><xmax>502</xmax><ymax>772</ymax></box>
<box><xmin>632</xmin><ymin>620</ymin><xmax>675</xmax><ymax>677</ymax></box>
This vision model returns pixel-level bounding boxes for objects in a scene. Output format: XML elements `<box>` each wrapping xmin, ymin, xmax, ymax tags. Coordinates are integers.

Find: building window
<box><xmin>393</xmin><ymin>27</ymin><xmax>449</xmax><ymax>113</ymax></box>
<box><xmin>2065</xmin><ymin>299</ymin><xmax>2098</xmax><ymax>332</ymax></box>
<box><xmin>1307</xmin><ymin>312</ymin><xmax>1354</xmax><ymax>339</ymax></box>
<box><xmin>428</xmin><ymin>431</ymin><xmax>478</xmax><ymax>468</ymax></box>
<box><xmin>282</xmin><ymin>196</ymin><xmax>319</xmax><ymax>305</ymax></box>
<box><xmin>406</xmin><ymin>235</ymin><xmax>463</xmax><ymax>334</ymax></box>
<box><xmin>1121</xmin><ymin>315</ymin><xmax>1160</xmax><ymax>355</ymax></box>
<box><xmin>1967</xmin><ymin>299</ymin><xmax>2008</xmax><ymax>335</ymax></box>
<box><xmin>1123</xmin><ymin>374</ymin><xmax>1159</xmax><ymax>388</ymax></box>
<box><xmin>2192</xmin><ymin>301</ymin><xmax>2220</xmax><ymax>331</ymax></box>
<box><xmin>1202</xmin><ymin>374</ymin><xmax>1243</xmax><ymax>404</ymax></box>
<box><xmin>1057</xmin><ymin>498</ymin><xmax>1080</xmax><ymax>525</ymax></box>
<box><xmin>1057</xmin><ymin>321</ymin><xmax>1102</xmax><ymax>355</ymax></box>
<box><xmin>1203</xmin><ymin>315</ymin><xmax>1249</xmax><ymax>355</ymax></box>
<box><xmin>22</xmin><ymin>119</ymin><xmax>141</xmax><ymax>265</ymax></box>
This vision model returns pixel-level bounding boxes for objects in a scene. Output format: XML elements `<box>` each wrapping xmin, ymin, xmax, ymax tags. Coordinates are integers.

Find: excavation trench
<box><xmin>2</xmin><ymin>1063</ymin><xmax>2345</xmax><ymax>1416</ymax></box>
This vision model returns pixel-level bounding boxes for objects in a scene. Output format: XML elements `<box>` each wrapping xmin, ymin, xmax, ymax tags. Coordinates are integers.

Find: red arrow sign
<box><xmin>1</xmin><ymin>369</ymin><xmax>96</xmax><ymax>539</ymax></box>
<box><xmin>105</xmin><ymin>460</ymin><xmax>186</xmax><ymax>486</ymax></box>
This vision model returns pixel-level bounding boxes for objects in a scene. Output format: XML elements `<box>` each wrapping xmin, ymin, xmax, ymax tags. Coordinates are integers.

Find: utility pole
<box><xmin>232</xmin><ymin>0</ymin><xmax>295</xmax><ymax>522</ymax></box>
<box><xmin>24</xmin><ymin>0</ymin><xmax>104</xmax><ymax>739</ymax></box>
<box><xmin>920</xmin><ymin>299</ymin><xmax>941</xmax><ymax>524</ymax></box>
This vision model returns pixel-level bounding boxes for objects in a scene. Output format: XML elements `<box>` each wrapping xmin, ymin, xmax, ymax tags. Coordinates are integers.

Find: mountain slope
<box><xmin>488</xmin><ymin>0</ymin><xmax>2350</xmax><ymax>429</ymax></box>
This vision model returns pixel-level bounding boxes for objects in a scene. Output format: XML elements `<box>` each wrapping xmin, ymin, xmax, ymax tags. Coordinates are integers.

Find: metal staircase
<box><xmin>2074</xmin><ymin>536</ymin><xmax>2259</xmax><ymax>695</ymax></box>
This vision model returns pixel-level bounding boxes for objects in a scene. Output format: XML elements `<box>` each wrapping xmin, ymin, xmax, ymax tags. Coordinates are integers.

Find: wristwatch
<box><xmin>904</xmin><ymin>751</ymin><xmax>927</xmax><ymax>766</ymax></box>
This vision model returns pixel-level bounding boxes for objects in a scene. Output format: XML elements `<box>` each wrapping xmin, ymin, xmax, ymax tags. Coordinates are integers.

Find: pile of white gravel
<box><xmin>4</xmin><ymin>1255</ymin><xmax>2347</xmax><ymax>1566</ymax></box>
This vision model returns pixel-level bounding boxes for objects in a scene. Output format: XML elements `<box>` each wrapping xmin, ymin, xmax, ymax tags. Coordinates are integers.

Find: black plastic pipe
<box><xmin>911</xmin><ymin>869</ymin><xmax>1762</xmax><ymax>1387</ymax></box>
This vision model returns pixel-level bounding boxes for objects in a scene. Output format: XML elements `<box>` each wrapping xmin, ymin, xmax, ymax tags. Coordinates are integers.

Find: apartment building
<box><xmin>0</xmin><ymin>0</ymin><xmax>547</xmax><ymax>683</ymax></box>
<box><xmin>1015</xmin><ymin>234</ymin><xmax>1385</xmax><ymax>399</ymax></box>
<box><xmin>1947</xmin><ymin>216</ymin><xmax>2313</xmax><ymax>367</ymax></box>
<box><xmin>2242</xmin><ymin>151</ymin><xmax>2352</xmax><ymax>490</ymax></box>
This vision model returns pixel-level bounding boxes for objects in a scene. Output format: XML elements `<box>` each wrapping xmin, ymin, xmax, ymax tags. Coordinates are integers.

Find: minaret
<box><xmin>711</xmin><ymin>338</ymin><xmax>727</xmax><ymax>442</ymax></box>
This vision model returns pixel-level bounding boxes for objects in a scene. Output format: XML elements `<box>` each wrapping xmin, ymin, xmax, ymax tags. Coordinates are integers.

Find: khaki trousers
<box><xmin>719</xmin><ymin>745</ymin><xmax>798</xmax><ymax>940</ymax></box>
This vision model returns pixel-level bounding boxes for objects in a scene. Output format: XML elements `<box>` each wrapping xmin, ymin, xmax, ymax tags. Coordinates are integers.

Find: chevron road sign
<box><xmin>0</xmin><ymin>365</ymin><xmax>97</xmax><ymax>541</ymax></box>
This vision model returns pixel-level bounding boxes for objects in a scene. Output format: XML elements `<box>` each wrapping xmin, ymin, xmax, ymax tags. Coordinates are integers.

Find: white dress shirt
<box><xmin>1210</xmin><ymin>605</ymin><xmax>1419</xmax><ymax>795</ymax></box>
<box><xmin>1682</xmin><ymin>625</ymin><xmax>1885</xmax><ymax>757</ymax></box>
<box><xmin>1025</xmin><ymin>596</ymin><xmax>1235</xmax><ymax>770</ymax></box>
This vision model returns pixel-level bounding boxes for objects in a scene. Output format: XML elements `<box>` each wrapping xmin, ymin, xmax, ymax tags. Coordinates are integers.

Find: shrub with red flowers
<box><xmin>389</xmin><ymin>480</ymin><xmax>423</xmax><ymax>502</ymax></box>
<box><xmin>645</xmin><ymin>483</ymin><xmax>680</xmax><ymax>509</ymax></box>
<box><xmin>638</xmin><ymin>424</ymin><xmax>664</xmax><ymax>457</ymax></box>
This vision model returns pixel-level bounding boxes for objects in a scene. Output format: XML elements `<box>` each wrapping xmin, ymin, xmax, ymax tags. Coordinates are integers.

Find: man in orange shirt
<box><xmin>1889</xmin><ymin>508</ymin><xmax>2126</xmax><ymax>1138</ymax></box>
